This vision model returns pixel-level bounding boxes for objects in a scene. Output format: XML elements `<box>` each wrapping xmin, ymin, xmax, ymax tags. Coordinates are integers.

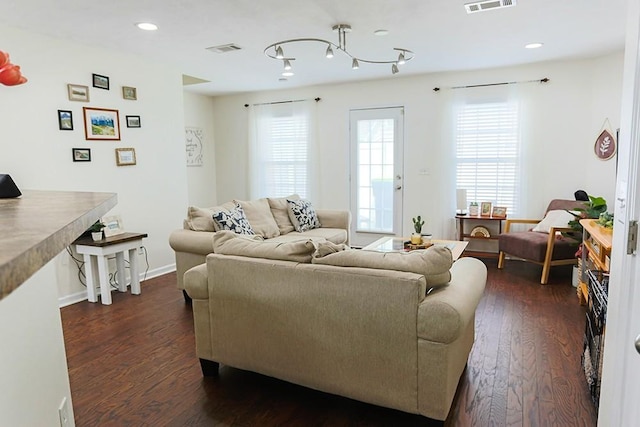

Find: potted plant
<box><xmin>566</xmin><ymin>195</ymin><xmax>608</xmax><ymax>237</ymax></box>
<box><xmin>411</xmin><ymin>216</ymin><xmax>425</xmax><ymax>244</ymax></box>
<box><xmin>88</xmin><ymin>221</ymin><xmax>105</xmax><ymax>241</ymax></box>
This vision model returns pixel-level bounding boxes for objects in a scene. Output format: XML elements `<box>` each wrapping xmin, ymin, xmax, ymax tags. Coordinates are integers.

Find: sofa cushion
<box><xmin>271</xmin><ymin>228</ymin><xmax>348</xmax><ymax>245</ymax></box>
<box><xmin>235</xmin><ymin>198</ymin><xmax>280</xmax><ymax>238</ymax></box>
<box><xmin>212</xmin><ymin>230</ymin><xmax>316</xmax><ymax>263</ymax></box>
<box><xmin>312</xmin><ymin>240</ymin><xmax>349</xmax><ymax>258</ymax></box>
<box><xmin>288</xmin><ymin>199</ymin><xmax>321</xmax><ymax>232</ymax></box>
<box><xmin>186</xmin><ymin>201</ymin><xmax>235</xmax><ymax>232</ymax></box>
<box><xmin>212</xmin><ymin>203</ymin><xmax>255</xmax><ymax>235</ymax></box>
<box><xmin>313</xmin><ymin>246</ymin><xmax>453</xmax><ymax>287</ymax></box>
<box><xmin>532</xmin><ymin>209</ymin><xmax>576</xmax><ymax>233</ymax></box>
<box><xmin>268</xmin><ymin>194</ymin><xmax>300</xmax><ymax>234</ymax></box>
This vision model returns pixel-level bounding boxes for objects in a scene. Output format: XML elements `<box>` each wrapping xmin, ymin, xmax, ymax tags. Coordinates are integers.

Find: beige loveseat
<box><xmin>168</xmin><ymin>196</ymin><xmax>350</xmax><ymax>294</ymax></box>
<box><xmin>184</xmin><ymin>234</ymin><xmax>487</xmax><ymax>421</ymax></box>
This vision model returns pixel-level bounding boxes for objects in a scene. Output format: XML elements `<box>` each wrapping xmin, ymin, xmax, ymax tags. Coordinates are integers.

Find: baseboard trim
<box><xmin>58</xmin><ymin>263</ymin><xmax>177</xmax><ymax>308</ymax></box>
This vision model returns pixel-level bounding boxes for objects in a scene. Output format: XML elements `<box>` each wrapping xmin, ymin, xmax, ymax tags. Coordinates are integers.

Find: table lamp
<box><xmin>456</xmin><ymin>189</ymin><xmax>467</xmax><ymax>215</ymax></box>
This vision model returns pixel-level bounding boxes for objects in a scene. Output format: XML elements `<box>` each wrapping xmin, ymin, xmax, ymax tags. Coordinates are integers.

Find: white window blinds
<box><xmin>455</xmin><ymin>101</ymin><xmax>520</xmax><ymax>215</ymax></box>
<box><xmin>249</xmin><ymin>100</ymin><xmax>316</xmax><ymax>199</ymax></box>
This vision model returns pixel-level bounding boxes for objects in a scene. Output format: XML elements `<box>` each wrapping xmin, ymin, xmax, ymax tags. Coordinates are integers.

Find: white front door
<box><xmin>349</xmin><ymin>107</ymin><xmax>404</xmax><ymax>247</ymax></box>
<box><xmin>598</xmin><ymin>0</ymin><xmax>640</xmax><ymax>423</ymax></box>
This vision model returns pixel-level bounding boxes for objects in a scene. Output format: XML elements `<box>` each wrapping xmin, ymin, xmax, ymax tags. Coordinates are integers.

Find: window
<box><xmin>249</xmin><ymin>100</ymin><xmax>316</xmax><ymax>199</ymax></box>
<box><xmin>455</xmin><ymin>101</ymin><xmax>520</xmax><ymax>215</ymax></box>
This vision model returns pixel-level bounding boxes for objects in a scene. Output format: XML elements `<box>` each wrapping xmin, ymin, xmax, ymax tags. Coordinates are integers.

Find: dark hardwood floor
<box><xmin>61</xmin><ymin>260</ymin><xmax>597</xmax><ymax>426</ymax></box>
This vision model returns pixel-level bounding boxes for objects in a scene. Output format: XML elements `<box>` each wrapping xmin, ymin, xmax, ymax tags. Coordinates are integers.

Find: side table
<box><xmin>456</xmin><ymin>214</ymin><xmax>504</xmax><ymax>258</ymax></box>
<box><xmin>73</xmin><ymin>232</ymin><xmax>148</xmax><ymax>305</ymax></box>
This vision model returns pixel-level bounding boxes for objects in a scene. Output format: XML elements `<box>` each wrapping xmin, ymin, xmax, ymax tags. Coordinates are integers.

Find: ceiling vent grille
<box><xmin>465</xmin><ymin>0</ymin><xmax>516</xmax><ymax>14</ymax></box>
<box><xmin>206</xmin><ymin>43</ymin><xmax>242</xmax><ymax>54</ymax></box>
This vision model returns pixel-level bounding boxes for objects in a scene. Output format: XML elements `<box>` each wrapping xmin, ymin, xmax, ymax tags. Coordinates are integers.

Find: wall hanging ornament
<box><xmin>0</xmin><ymin>50</ymin><xmax>27</xmax><ymax>86</ymax></box>
<box><xmin>594</xmin><ymin>118</ymin><xmax>616</xmax><ymax>161</ymax></box>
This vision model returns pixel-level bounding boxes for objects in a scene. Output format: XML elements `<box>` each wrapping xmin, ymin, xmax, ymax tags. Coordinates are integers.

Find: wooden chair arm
<box><xmin>503</xmin><ymin>218</ymin><xmax>542</xmax><ymax>233</ymax></box>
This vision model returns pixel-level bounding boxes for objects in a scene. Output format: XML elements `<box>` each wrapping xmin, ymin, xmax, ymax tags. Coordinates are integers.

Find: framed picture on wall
<box><xmin>126</xmin><ymin>115</ymin><xmax>141</xmax><ymax>128</ymax></box>
<box><xmin>122</xmin><ymin>86</ymin><xmax>137</xmax><ymax>100</ymax></box>
<box><xmin>83</xmin><ymin>107</ymin><xmax>120</xmax><ymax>140</ymax></box>
<box><xmin>67</xmin><ymin>84</ymin><xmax>89</xmax><ymax>102</ymax></box>
<box><xmin>92</xmin><ymin>73</ymin><xmax>109</xmax><ymax>90</ymax></box>
<box><xmin>57</xmin><ymin>110</ymin><xmax>73</xmax><ymax>130</ymax></box>
<box><xmin>115</xmin><ymin>147</ymin><xmax>136</xmax><ymax>166</ymax></box>
<box><xmin>72</xmin><ymin>148</ymin><xmax>91</xmax><ymax>162</ymax></box>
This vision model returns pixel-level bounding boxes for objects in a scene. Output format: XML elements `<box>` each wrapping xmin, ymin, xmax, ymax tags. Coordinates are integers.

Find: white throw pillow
<box><xmin>532</xmin><ymin>210</ymin><xmax>576</xmax><ymax>233</ymax></box>
<box><xmin>287</xmin><ymin>199</ymin><xmax>322</xmax><ymax>232</ymax></box>
<box><xmin>212</xmin><ymin>203</ymin><xmax>255</xmax><ymax>235</ymax></box>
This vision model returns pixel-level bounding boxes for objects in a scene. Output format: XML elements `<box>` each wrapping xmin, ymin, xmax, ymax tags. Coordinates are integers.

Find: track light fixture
<box><xmin>264</xmin><ymin>24</ymin><xmax>414</xmax><ymax>77</ymax></box>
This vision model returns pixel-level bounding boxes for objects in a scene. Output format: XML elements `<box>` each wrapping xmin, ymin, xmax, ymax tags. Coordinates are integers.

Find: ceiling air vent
<box><xmin>465</xmin><ymin>0</ymin><xmax>516</xmax><ymax>14</ymax></box>
<box><xmin>206</xmin><ymin>43</ymin><xmax>242</xmax><ymax>54</ymax></box>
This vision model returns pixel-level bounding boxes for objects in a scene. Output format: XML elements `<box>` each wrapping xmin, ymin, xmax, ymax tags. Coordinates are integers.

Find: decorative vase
<box><xmin>469</xmin><ymin>204</ymin><xmax>479</xmax><ymax>216</ymax></box>
<box><xmin>91</xmin><ymin>231</ymin><xmax>103</xmax><ymax>241</ymax></box>
<box><xmin>410</xmin><ymin>233</ymin><xmax>422</xmax><ymax>245</ymax></box>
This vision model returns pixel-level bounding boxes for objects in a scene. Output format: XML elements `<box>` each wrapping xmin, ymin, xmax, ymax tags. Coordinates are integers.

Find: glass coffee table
<box><xmin>362</xmin><ymin>236</ymin><xmax>468</xmax><ymax>261</ymax></box>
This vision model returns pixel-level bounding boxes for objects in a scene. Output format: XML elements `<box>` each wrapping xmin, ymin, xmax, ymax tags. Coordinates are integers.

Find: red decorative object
<box><xmin>0</xmin><ymin>50</ymin><xmax>27</xmax><ymax>86</ymax></box>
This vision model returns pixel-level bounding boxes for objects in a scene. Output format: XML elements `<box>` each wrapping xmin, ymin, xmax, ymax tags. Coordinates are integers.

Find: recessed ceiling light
<box><xmin>525</xmin><ymin>42</ymin><xmax>543</xmax><ymax>49</ymax></box>
<box><xmin>136</xmin><ymin>22</ymin><xmax>158</xmax><ymax>31</ymax></box>
<box><xmin>374</xmin><ymin>29</ymin><xmax>389</xmax><ymax>36</ymax></box>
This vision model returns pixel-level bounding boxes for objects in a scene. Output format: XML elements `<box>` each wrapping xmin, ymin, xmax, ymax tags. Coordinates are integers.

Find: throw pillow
<box><xmin>312</xmin><ymin>246</ymin><xmax>453</xmax><ymax>288</ymax></box>
<box><xmin>212</xmin><ymin>230</ymin><xmax>315</xmax><ymax>263</ymax></box>
<box><xmin>234</xmin><ymin>198</ymin><xmax>280</xmax><ymax>238</ymax></box>
<box><xmin>186</xmin><ymin>202</ymin><xmax>236</xmax><ymax>232</ymax></box>
<box><xmin>212</xmin><ymin>203</ymin><xmax>255</xmax><ymax>235</ymax></box>
<box><xmin>532</xmin><ymin>210</ymin><xmax>576</xmax><ymax>233</ymax></box>
<box><xmin>267</xmin><ymin>194</ymin><xmax>300</xmax><ymax>234</ymax></box>
<box><xmin>287</xmin><ymin>199</ymin><xmax>321</xmax><ymax>233</ymax></box>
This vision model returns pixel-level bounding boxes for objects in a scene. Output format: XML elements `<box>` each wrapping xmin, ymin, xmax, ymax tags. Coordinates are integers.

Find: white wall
<box><xmin>0</xmin><ymin>24</ymin><xmax>189</xmax><ymax>300</ymax></box>
<box><xmin>183</xmin><ymin>91</ymin><xmax>218</xmax><ymax>206</ymax></box>
<box><xmin>211</xmin><ymin>54</ymin><xmax>623</xmax><ymax>244</ymax></box>
<box><xmin>0</xmin><ymin>260</ymin><xmax>76</xmax><ymax>426</ymax></box>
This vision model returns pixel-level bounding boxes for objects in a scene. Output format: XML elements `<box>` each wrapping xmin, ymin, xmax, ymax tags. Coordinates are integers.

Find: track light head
<box><xmin>275</xmin><ymin>46</ymin><xmax>284</xmax><ymax>59</ymax></box>
<box><xmin>325</xmin><ymin>45</ymin><xmax>334</xmax><ymax>59</ymax></box>
<box><xmin>397</xmin><ymin>51</ymin><xmax>406</xmax><ymax>65</ymax></box>
<box><xmin>352</xmin><ymin>58</ymin><xmax>359</xmax><ymax>70</ymax></box>
<box><xmin>391</xmin><ymin>63</ymin><xmax>399</xmax><ymax>74</ymax></box>
<box><xmin>283</xmin><ymin>59</ymin><xmax>292</xmax><ymax>70</ymax></box>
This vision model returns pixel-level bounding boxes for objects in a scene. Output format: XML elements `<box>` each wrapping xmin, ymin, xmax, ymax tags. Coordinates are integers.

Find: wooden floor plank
<box><xmin>61</xmin><ymin>260</ymin><xmax>597</xmax><ymax>426</ymax></box>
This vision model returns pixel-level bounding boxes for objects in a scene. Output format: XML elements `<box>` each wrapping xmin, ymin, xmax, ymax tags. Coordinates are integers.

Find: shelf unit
<box><xmin>577</xmin><ymin>219</ymin><xmax>612</xmax><ymax>305</ymax></box>
<box><xmin>456</xmin><ymin>214</ymin><xmax>504</xmax><ymax>258</ymax></box>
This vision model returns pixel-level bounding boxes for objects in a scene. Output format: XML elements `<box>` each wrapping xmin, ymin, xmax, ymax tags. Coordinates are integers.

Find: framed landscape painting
<box><xmin>83</xmin><ymin>107</ymin><xmax>121</xmax><ymax>140</ymax></box>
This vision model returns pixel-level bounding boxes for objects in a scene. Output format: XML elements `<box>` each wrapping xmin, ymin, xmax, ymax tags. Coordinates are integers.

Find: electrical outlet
<box><xmin>58</xmin><ymin>397</ymin><xmax>71</xmax><ymax>427</ymax></box>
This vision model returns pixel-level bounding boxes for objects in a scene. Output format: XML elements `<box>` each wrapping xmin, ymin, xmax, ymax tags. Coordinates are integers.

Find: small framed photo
<box><xmin>122</xmin><ymin>86</ymin><xmax>137</xmax><ymax>100</ymax></box>
<box><xmin>72</xmin><ymin>148</ymin><xmax>91</xmax><ymax>162</ymax></box>
<box><xmin>115</xmin><ymin>147</ymin><xmax>136</xmax><ymax>166</ymax></box>
<box><xmin>492</xmin><ymin>206</ymin><xmax>507</xmax><ymax>218</ymax></box>
<box><xmin>102</xmin><ymin>215</ymin><xmax>125</xmax><ymax>237</ymax></box>
<box><xmin>83</xmin><ymin>107</ymin><xmax>120</xmax><ymax>140</ymax></box>
<box><xmin>92</xmin><ymin>73</ymin><xmax>109</xmax><ymax>90</ymax></box>
<box><xmin>58</xmin><ymin>110</ymin><xmax>73</xmax><ymax>130</ymax></box>
<box><xmin>126</xmin><ymin>115</ymin><xmax>141</xmax><ymax>128</ymax></box>
<box><xmin>67</xmin><ymin>84</ymin><xmax>89</xmax><ymax>102</ymax></box>
<box><xmin>480</xmin><ymin>202</ymin><xmax>492</xmax><ymax>217</ymax></box>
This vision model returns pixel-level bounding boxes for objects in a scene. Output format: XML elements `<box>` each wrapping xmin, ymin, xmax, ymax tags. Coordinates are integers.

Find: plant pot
<box><xmin>469</xmin><ymin>205</ymin><xmax>479</xmax><ymax>216</ymax></box>
<box><xmin>91</xmin><ymin>231</ymin><xmax>103</xmax><ymax>241</ymax></box>
<box><xmin>410</xmin><ymin>233</ymin><xmax>422</xmax><ymax>245</ymax></box>
<box><xmin>421</xmin><ymin>234</ymin><xmax>432</xmax><ymax>245</ymax></box>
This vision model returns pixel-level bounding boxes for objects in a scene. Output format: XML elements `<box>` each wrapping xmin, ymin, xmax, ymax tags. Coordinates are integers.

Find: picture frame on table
<box><xmin>480</xmin><ymin>202</ymin><xmax>492</xmax><ymax>217</ymax></box>
<box><xmin>122</xmin><ymin>86</ymin><xmax>137</xmax><ymax>100</ymax></box>
<box><xmin>102</xmin><ymin>215</ymin><xmax>125</xmax><ymax>237</ymax></box>
<box><xmin>67</xmin><ymin>84</ymin><xmax>90</xmax><ymax>102</ymax></box>
<box><xmin>57</xmin><ymin>110</ymin><xmax>73</xmax><ymax>130</ymax></box>
<box><xmin>92</xmin><ymin>73</ymin><xmax>109</xmax><ymax>90</ymax></box>
<box><xmin>126</xmin><ymin>115</ymin><xmax>141</xmax><ymax>128</ymax></box>
<box><xmin>83</xmin><ymin>107</ymin><xmax>120</xmax><ymax>140</ymax></box>
<box><xmin>492</xmin><ymin>206</ymin><xmax>507</xmax><ymax>218</ymax></box>
<box><xmin>71</xmin><ymin>148</ymin><xmax>91</xmax><ymax>162</ymax></box>
<box><xmin>115</xmin><ymin>147</ymin><xmax>136</xmax><ymax>166</ymax></box>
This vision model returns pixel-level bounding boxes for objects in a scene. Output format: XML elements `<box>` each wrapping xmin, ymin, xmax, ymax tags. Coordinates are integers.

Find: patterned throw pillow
<box><xmin>287</xmin><ymin>199</ymin><xmax>321</xmax><ymax>232</ymax></box>
<box><xmin>212</xmin><ymin>203</ymin><xmax>255</xmax><ymax>235</ymax></box>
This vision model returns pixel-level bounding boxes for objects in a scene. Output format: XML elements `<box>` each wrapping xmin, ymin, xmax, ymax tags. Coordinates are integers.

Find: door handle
<box><xmin>395</xmin><ymin>185</ymin><xmax>402</xmax><ymax>190</ymax></box>
<box><xmin>636</xmin><ymin>334</ymin><xmax>640</xmax><ymax>355</ymax></box>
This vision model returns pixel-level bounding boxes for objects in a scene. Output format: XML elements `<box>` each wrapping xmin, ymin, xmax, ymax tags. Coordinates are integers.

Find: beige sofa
<box><xmin>184</xmin><ymin>236</ymin><xmax>487</xmax><ymax>421</ymax></box>
<box><xmin>168</xmin><ymin>196</ymin><xmax>350</xmax><ymax>294</ymax></box>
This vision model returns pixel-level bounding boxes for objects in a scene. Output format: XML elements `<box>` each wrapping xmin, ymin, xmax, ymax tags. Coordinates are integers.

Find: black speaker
<box><xmin>0</xmin><ymin>174</ymin><xmax>22</xmax><ymax>198</ymax></box>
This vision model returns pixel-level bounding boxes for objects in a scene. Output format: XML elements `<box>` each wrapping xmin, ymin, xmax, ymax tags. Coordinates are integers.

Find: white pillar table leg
<box><xmin>128</xmin><ymin>248</ymin><xmax>141</xmax><ymax>295</ymax></box>
<box><xmin>115</xmin><ymin>252</ymin><xmax>127</xmax><ymax>292</ymax></box>
<box><xmin>83</xmin><ymin>253</ymin><xmax>98</xmax><ymax>303</ymax></box>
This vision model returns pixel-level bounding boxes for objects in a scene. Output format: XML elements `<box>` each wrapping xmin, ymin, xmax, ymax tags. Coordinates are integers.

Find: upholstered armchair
<box><xmin>497</xmin><ymin>199</ymin><xmax>587</xmax><ymax>284</ymax></box>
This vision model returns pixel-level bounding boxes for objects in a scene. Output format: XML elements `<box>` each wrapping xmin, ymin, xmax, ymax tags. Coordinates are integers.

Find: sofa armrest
<box><xmin>417</xmin><ymin>257</ymin><xmax>486</xmax><ymax>344</ymax></box>
<box><xmin>184</xmin><ymin>263</ymin><xmax>209</xmax><ymax>300</ymax></box>
<box><xmin>316</xmin><ymin>209</ymin><xmax>351</xmax><ymax>233</ymax></box>
<box><xmin>169</xmin><ymin>229</ymin><xmax>216</xmax><ymax>255</ymax></box>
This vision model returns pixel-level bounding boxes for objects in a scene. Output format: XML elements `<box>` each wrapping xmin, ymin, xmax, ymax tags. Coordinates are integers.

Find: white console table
<box><xmin>73</xmin><ymin>232</ymin><xmax>148</xmax><ymax>305</ymax></box>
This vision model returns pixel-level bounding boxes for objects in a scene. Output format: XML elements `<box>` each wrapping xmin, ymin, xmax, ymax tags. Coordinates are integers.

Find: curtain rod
<box><xmin>433</xmin><ymin>78</ymin><xmax>549</xmax><ymax>92</ymax></box>
<box><xmin>244</xmin><ymin>97</ymin><xmax>321</xmax><ymax>107</ymax></box>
